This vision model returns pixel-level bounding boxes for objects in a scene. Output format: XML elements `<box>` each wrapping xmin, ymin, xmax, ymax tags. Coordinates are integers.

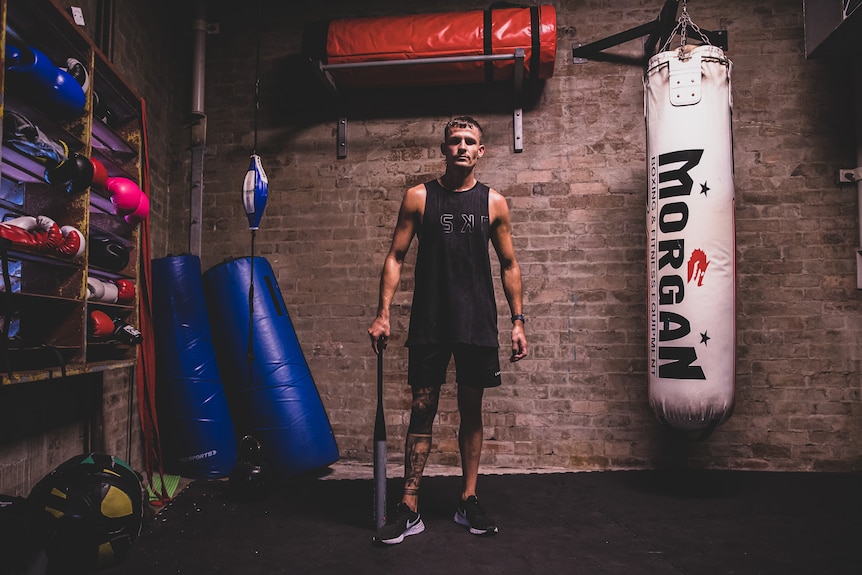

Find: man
<box><xmin>368</xmin><ymin>116</ymin><xmax>527</xmax><ymax>545</ymax></box>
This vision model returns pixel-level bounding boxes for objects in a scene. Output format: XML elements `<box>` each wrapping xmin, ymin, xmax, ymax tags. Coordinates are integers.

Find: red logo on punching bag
<box><xmin>687</xmin><ymin>248</ymin><xmax>709</xmax><ymax>287</ymax></box>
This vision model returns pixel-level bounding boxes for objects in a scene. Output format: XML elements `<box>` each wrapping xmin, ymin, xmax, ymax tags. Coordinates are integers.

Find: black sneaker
<box><xmin>375</xmin><ymin>502</ymin><xmax>425</xmax><ymax>545</ymax></box>
<box><xmin>454</xmin><ymin>495</ymin><xmax>498</xmax><ymax>536</ymax></box>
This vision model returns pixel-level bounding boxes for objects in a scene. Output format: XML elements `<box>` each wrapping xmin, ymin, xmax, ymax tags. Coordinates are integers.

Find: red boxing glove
<box><xmin>90</xmin><ymin>158</ymin><xmax>109</xmax><ymax>188</ymax></box>
<box><xmin>114</xmin><ymin>279</ymin><xmax>135</xmax><ymax>304</ymax></box>
<box><xmin>88</xmin><ymin>310</ymin><xmax>114</xmax><ymax>340</ymax></box>
<box><xmin>56</xmin><ymin>225</ymin><xmax>85</xmax><ymax>258</ymax></box>
<box><xmin>0</xmin><ymin>215</ymin><xmax>62</xmax><ymax>252</ymax></box>
<box><xmin>0</xmin><ymin>217</ymin><xmax>42</xmax><ymax>245</ymax></box>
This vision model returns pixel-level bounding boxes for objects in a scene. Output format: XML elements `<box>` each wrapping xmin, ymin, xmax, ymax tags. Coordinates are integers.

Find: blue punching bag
<box><xmin>152</xmin><ymin>254</ymin><xmax>238</xmax><ymax>478</ymax></box>
<box><xmin>202</xmin><ymin>256</ymin><xmax>339</xmax><ymax>477</ymax></box>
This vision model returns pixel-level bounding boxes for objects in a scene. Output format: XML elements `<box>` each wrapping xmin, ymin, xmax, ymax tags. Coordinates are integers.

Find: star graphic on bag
<box><xmin>700</xmin><ymin>331</ymin><xmax>710</xmax><ymax>345</ymax></box>
<box><xmin>700</xmin><ymin>181</ymin><xmax>710</xmax><ymax>196</ymax></box>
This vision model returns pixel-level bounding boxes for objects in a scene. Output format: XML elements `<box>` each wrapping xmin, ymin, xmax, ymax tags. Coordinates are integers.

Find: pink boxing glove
<box><xmin>106</xmin><ymin>177</ymin><xmax>143</xmax><ymax>216</ymax></box>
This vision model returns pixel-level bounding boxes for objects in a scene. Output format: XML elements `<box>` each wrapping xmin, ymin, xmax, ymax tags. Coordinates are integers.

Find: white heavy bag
<box><xmin>645</xmin><ymin>44</ymin><xmax>735</xmax><ymax>433</ymax></box>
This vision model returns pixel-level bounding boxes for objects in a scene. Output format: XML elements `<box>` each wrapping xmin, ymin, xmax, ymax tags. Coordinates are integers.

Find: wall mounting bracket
<box><xmin>838</xmin><ymin>166</ymin><xmax>862</xmax><ymax>289</ymax></box>
<box><xmin>838</xmin><ymin>167</ymin><xmax>862</xmax><ymax>183</ymax></box>
<box><xmin>571</xmin><ymin>0</ymin><xmax>727</xmax><ymax>67</ymax></box>
<box><xmin>313</xmin><ymin>49</ymin><xmax>527</xmax><ymax>158</ymax></box>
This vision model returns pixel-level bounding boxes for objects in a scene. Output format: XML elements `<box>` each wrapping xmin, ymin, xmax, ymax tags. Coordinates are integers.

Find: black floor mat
<box><xmin>101</xmin><ymin>470</ymin><xmax>861</xmax><ymax>575</ymax></box>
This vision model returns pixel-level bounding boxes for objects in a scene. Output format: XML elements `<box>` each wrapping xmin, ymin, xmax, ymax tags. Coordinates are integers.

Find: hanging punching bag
<box><xmin>202</xmin><ymin>256</ymin><xmax>339</xmax><ymax>478</ymax></box>
<box><xmin>152</xmin><ymin>254</ymin><xmax>238</xmax><ymax>478</ymax></box>
<box><xmin>645</xmin><ymin>44</ymin><xmax>736</xmax><ymax>434</ymax></box>
<box><xmin>243</xmin><ymin>154</ymin><xmax>268</xmax><ymax>231</ymax></box>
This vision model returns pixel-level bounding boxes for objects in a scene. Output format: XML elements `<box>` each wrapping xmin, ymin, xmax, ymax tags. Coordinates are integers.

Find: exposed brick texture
<box><xmin>3</xmin><ymin>0</ymin><xmax>860</xmax><ymax>497</ymax></box>
<box><xmin>184</xmin><ymin>0</ymin><xmax>860</xmax><ymax>474</ymax></box>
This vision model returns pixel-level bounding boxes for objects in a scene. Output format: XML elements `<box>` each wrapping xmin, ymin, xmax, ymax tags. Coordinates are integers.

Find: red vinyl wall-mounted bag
<box><xmin>309</xmin><ymin>5</ymin><xmax>557</xmax><ymax>89</ymax></box>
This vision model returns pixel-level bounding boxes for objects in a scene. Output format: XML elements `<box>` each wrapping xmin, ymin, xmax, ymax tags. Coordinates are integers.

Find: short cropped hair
<box><xmin>444</xmin><ymin>116</ymin><xmax>484</xmax><ymax>142</ymax></box>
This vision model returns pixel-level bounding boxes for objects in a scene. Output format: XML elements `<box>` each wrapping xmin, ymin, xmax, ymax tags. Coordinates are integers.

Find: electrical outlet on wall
<box><xmin>70</xmin><ymin>6</ymin><xmax>85</xmax><ymax>26</ymax></box>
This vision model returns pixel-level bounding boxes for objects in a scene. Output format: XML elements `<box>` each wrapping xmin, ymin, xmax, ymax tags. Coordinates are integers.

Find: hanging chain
<box><xmin>252</xmin><ymin>0</ymin><xmax>261</xmax><ymax>155</ymax></box>
<box><xmin>678</xmin><ymin>0</ymin><xmax>689</xmax><ymax>49</ymax></box>
<box><xmin>659</xmin><ymin>0</ymin><xmax>714</xmax><ymax>56</ymax></box>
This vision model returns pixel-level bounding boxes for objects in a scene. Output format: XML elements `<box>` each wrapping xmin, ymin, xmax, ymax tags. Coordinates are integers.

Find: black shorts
<box><xmin>407</xmin><ymin>344</ymin><xmax>502</xmax><ymax>389</ymax></box>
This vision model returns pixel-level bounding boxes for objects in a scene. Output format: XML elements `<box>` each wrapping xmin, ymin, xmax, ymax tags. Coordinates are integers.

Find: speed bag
<box><xmin>202</xmin><ymin>257</ymin><xmax>339</xmax><ymax>478</ymax></box>
<box><xmin>311</xmin><ymin>5</ymin><xmax>556</xmax><ymax>88</ymax></box>
<box><xmin>151</xmin><ymin>254</ymin><xmax>238</xmax><ymax>478</ymax></box>
<box><xmin>645</xmin><ymin>44</ymin><xmax>736</xmax><ymax>433</ymax></box>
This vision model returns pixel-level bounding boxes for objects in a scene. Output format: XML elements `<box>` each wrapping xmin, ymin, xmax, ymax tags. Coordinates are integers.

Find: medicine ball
<box><xmin>27</xmin><ymin>453</ymin><xmax>144</xmax><ymax>573</ymax></box>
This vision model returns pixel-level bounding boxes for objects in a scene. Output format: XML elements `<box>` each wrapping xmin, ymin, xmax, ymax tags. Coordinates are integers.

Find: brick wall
<box><xmin>188</xmin><ymin>0</ymin><xmax>861</xmax><ymax>473</ymax></box>
<box><xmin>3</xmin><ymin>0</ymin><xmax>860</xmax><ymax>497</ymax></box>
<box><xmin>0</xmin><ymin>376</ymin><xmax>99</xmax><ymax>495</ymax></box>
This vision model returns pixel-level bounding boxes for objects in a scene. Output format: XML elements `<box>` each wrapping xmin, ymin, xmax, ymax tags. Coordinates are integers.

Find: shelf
<box><xmin>91</xmin><ymin>121</ymin><xmax>137</xmax><ymax>157</ymax></box>
<box><xmin>0</xmin><ymin>356</ymin><xmax>136</xmax><ymax>385</ymax></box>
<box><xmin>0</xmin><ymin>0</ymin><xmax>143</xmax><ymax>385</ymax></box>
<box><xmin>89</xmin><ymin>191</ymin><xmax>137</xmax><ymax>240</ymax></box>
<box><xmin>0</xmin><ymin>253</ymin><xmax>83</xmax><ymax>299</ymax></box>
<box><xmin>85</xmin><ymin>342</ymin><xmax>137</xmax><ymax>364</ymax></box>
<box><xmin>4</xmin><ymin>0</ymin><xmax>91</xmax><ymax>61</ymax></box>
<box><xmin>0</xmin><ymin>146</ymin><xmax>46</xmax><ymax>184</ymax></box>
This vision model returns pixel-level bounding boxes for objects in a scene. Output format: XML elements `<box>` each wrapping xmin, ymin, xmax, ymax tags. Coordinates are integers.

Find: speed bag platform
<box><xmin>645</xmin><ymin>44</ymin><xmax>736</xmax><ymax>434</ymax></box>
<box><xmin>202</xmin><ymin>257</ymin><xmax>338</xmax><ymax>478</ymax></box>
<box><xmin>151</xmin><ymin>254</ymin><xmax>238</xmax><ymax>479</ymax></box>
<box><xmin>305</xmin><ymin>5</ymin><xmax>557</xmax><ymax>88</ymax></box>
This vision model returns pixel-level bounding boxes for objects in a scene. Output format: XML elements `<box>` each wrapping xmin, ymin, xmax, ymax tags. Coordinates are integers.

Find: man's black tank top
<box><xmin>406</xmin><ymin>179</ymin><xmax>498</xmax><ymax>347</ymax></box>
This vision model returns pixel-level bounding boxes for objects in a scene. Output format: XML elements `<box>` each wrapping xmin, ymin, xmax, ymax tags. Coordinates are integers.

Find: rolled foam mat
<box><xmin>203</xmin><ymin>256</ymin><xmax>338</xmax><ymax>478</ymax></box>
<box><xmin>151</xmin><ymin>254</ymin><xmax>237</xmax><ymax>478</ymax></box>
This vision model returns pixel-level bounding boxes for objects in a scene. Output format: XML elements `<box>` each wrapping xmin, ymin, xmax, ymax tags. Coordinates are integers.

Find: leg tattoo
<box><xmin>404</xmin><ymin>433</ymin><xmax>431</xmax><ymax>495</ymax></box>
<box><xmin>403</xmin><ymin>385</ymin><xmax>440</xmax><ymax>499</ymax></box>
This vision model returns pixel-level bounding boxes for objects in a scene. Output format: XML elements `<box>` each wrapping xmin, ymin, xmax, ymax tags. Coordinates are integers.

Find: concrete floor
<box><xmin>95</xmin><ymin>466</ymin><xmax>861</xmax><ymax>575</ymax></box>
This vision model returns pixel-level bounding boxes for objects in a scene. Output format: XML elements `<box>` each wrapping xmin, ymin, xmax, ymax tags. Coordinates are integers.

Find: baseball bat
<box><xmin>373</xmin><ymin>341</ymin><xmax>387</xmax><ymax>529</ymax></box>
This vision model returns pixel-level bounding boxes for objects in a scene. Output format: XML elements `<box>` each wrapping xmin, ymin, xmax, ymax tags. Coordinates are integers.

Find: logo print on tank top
<box><xmin>439</xmin><ymin>214</ymin><xmax>490</xmax><ymax>233</ymax></box>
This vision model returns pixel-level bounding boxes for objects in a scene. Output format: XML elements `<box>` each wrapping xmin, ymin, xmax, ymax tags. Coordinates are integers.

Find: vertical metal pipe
<box><xmin>191</xmin><ymin>3</ymin><xmax>207</xmax><ymax>118</ymax></box>
<box><xmin>190</xmin><ymin>146</ymin><xmax>205</xmax><ymax>257</ymax></box>
<box><xmin>190</xmin><ymin>0</ymin><xmax>207</xmax><ymax>256</ymax></box>
<box><xmin>856</xmin><ymin>55</ymin><xmax>862</xmax><ymax>289</ymax></box>
<box><xmin>95</xmin><ymin>0</ymin><xmax>114</xmax><ymax>60</ymax></box>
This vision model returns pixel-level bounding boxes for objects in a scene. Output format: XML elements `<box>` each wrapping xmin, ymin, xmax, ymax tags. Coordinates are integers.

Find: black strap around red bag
<box><xmin>485</xmin><ymin>3</ymin><xmax>542</xmax><ymax>82</ymax></box>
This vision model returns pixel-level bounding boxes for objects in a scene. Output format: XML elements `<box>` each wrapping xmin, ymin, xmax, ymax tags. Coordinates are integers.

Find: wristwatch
<box><xmin>511</xmin><ymin>314</ymin><xmax>525</xmax><ymax>324</ymax></box>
